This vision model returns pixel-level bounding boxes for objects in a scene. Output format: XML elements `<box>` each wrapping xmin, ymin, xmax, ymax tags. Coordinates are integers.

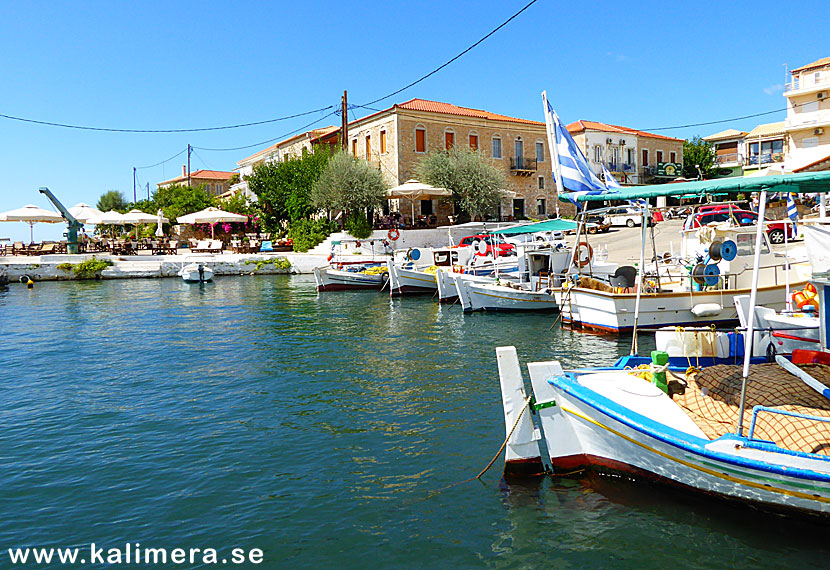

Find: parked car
<box><xmin>605</xmin><ymin>206</ymin><xmax>654</xmax><ymax>228</ymax></box>
<box><xmin>584</xmin><ymin>211</ymin><xmax>612</xmax><ymax>234</ymax></box>
<box><xmin>685</xmin><ymin>207</ymin><xmax>794</xmax><ymax>244</ymax></box>
<box><xmin>457</xmin><ymin>234</ymin><xmax>516</xmax><ymax>257</ymax></box>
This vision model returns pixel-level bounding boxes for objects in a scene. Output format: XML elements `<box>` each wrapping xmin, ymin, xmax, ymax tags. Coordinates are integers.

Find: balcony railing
<box><xmin>715</xmin><ymin>153</ymin><xmax>740</xmax><ymax>165</ymax></box>
<box><xmin>785</xmin><ymin>75</ymin><xmax>830</xmax><ymax>93</ymax></box>
<box><xmin>746</xmin><ymin>152</ymin><xmax>785</xmax><ymax>166</ymax></box>
<box><xmin>510</xmin><ymin>157</ymin><xmax>537</xmax><ymax>171</ymax></box>
<box><xmin>605</xmin><ymin>163</ymin><xmax>635</xmax><ymax>172</ymax></box>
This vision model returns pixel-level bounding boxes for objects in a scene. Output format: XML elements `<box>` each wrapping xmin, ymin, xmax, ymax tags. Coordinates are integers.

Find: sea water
<box><xmin>1</xmin><ymin>276</ymin><xmax>827</xmax><ymax>569</ymax></box>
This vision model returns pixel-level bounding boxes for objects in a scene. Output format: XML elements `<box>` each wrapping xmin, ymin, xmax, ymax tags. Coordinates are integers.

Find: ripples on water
<box><xmin>1</xmin><ymin>276</ymin><xmax>827</xmax><ymax>568</ymax></box>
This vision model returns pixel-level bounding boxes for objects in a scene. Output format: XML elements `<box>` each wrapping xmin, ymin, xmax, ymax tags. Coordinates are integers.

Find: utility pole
<box><xmin>341</xmin><ymin>90</ymin><xmax>348</xmax><ymax>152</ymax></box>
<box><xmin>146</xmin><ymin>183</ymin><xmax>150</xmax><ymax>201</ymax></box>
<box><xmin>187</xmin><ymin>144</ymin><xmax>192</xmax><ymax>187</ymax></box>
<box><xmin>133</xmin><ymin>167</ymin><xmax>137</xmax><ymax>202</ymax></box>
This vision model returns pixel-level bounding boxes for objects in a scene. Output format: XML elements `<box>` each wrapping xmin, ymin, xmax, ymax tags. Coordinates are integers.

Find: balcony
<box><xmin>715</xmin><ymin>153</ymin><xmax>740</xmax><ymax>166</ymax></box>
<box><xmin>785</xmin><ymin>108</ymin><xmax>830</xmax><ymax>131</ymax></box>
<box><xmin>746</xmin><ymin>152</ymin><xmax>785</xmax><ymax>166</ymax></box>
<box><xmin>510</xmin><ymin>157</ymin><xmax>537</xmax><ymax>175</ymax></box>
<box><xmin>605</xmin><ymin>163</ymin><xmax>635</xmax><ymax>172</ymax></box>
<box><xmin>785</xmin><ymin>75</ymin><xmax>830</xmax><ymax>96</ymax></box>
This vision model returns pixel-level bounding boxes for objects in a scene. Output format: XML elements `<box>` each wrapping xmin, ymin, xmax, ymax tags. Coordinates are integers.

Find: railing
<box><xmin>746</xmin><ymin>152</ymin><xmax>785</xmax><ymax>166</ymax></box>
<box><xmin>510</xmin><ymin>158</ymin><xmax>537</xmax><ymax>171</ymax></box>
<box><xmin>604</xmin><ymin>163</ymin><xmax>635</xmax><ymax>172</ymax></box>
<box><xmin>715</xmin><ymin>153</ymin><xmax>740</xmax><ymax>165</ymax></box>
<box><xmin>748</xmin><ymin>405</ymin><xmax>830</xmax><ymax>440</ymax></box>
<box><xmin>785</xmin><ymin>75</ymin><xmax>830</xmax><ymax>92</ymax></box>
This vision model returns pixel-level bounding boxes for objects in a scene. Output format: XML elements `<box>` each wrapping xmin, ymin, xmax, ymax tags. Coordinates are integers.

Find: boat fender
<box><xmin>20</xmin><ymin>275</ymin><xmax>34</xmax><ymax>288</ymax></box>
<box><xmin>327</xmin><ymin>254</ymin><xmax>333</xmax><ymax>262</ymax></box>
<box><xmin>573</xmin><ymin>242</ymin><xmax>593</xmax><ymax>268</ymax></box>
<box><xmin>690</xmin><ymin>303</ymin><xmax>722</xmax><ymax>317</ymax></box>
<box><xmin>387</xmin><ymin>228</ymin><xmax>400</xmax><ymax>241</ymax></box>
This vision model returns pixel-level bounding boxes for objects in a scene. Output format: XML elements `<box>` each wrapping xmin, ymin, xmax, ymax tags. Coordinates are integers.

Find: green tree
<box><xmin>311</xmin><ymin>151</ymin><xmax>388</xmax><ymax>218</ymax></box>
<box><xmin>247</xmin><ymin>145</ymin><xmax>332</xmax><ymax>233</ymax></box>
<box><xmin>682</xmin><ymin>137</ymin><xmax>717</xmax><ymax>179</ymax></box>
<box><xmin>96</xmin><ymin>190</ymin><xmax>127</xmax><ymax>212</ymax></box>
<box><xmin>417</xmin><ymin>147</ymin><xmax>506</xmax><ymax>219</ymax></box>
<box><xmin>154</xmin><ymin>183</ymin><xmax>214</xmax><ymax>221</ymax></box>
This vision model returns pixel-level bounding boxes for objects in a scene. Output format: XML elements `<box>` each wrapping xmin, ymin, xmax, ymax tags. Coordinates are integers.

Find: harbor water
<box><xmin>1</xmin><ymin>276</ymin><xmax>828</xmax><ymax>569</ymax></box>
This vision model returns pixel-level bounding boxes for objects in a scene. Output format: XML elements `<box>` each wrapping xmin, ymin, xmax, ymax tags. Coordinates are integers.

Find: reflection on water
<box><xmin>0</xmin><ymin>276</ymin><xmax>825</xmax><ymax>568</ymax></box>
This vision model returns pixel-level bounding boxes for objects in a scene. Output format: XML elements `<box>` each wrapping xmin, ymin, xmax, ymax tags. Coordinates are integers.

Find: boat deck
<box><xmin>673</xmin><ymin>363</ymin><xmax>830</xmax><ymax>455</ymax></box>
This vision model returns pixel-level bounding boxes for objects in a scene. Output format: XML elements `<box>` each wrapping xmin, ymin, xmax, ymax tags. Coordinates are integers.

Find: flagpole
<box><xmin>542</xmin><ymin>91</ymin><xmax>563</xmax><ymax>218</ymax></box>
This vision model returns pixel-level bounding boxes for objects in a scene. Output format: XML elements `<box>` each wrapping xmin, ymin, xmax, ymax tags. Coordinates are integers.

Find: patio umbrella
<box><xmin>121</xmin><ymin>209</ymin><xmax>168</xmax><ymax>240</ymax></box>
<box><xmin>67</xmin><ymin>203</ymin><xmax>104</xmax><ymax>223</ymax></box>
<box><xmin>386</xmin><ymin>179</ymin><xmax>452</xmax><ymax>225</ymax></box>
<box><xmin>0</xmin><ymin>204</ymin><xmax>64</xmax><ymax>242</ymax></box>
<box><xmin>155</xmin><ymin>209</ymin><xmax>165</xmax><ymax>237</ymax></box>
<box><xmin>176</xmin><ymin>207</ymin><xmax>247</xmax><ymax>238</ymax></box>
<box><xmin>86</xmin><ymin>210</ymin><xmax>127</xmax><ymax>225</ymax></box>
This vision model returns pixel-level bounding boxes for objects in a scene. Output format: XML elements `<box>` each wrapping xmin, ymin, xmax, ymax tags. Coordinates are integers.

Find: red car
<box><xmin>686</xmin><ymin>206</ymin><xmax>794</xmax><ymax>244</ymax></box>
<box><xmin>457</xmin><ymin>234</ymin><xmax>515</xmax><ymax>257</ymax></box>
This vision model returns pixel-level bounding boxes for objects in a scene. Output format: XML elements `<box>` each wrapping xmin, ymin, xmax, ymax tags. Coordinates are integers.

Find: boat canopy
<box><xmin>564</xmin><ymin>171</ymin><xmax>830</xmax><ymax>203</ymax></box>
<box><xmin>490</xmin><ymin>218</ymin><xmax>578</xmax><ymax>235</ymax></box>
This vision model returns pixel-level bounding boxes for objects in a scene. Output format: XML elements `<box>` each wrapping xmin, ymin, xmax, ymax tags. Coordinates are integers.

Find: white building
<box><xmin>784</xmin><ymin>57</ymin><xmax>830</xmax><ymax>172</ymax></box>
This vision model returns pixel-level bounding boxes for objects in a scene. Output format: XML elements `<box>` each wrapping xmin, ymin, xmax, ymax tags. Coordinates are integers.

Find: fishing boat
<box><xmin>491</xmin><ymin>172</ymin><xmax>830</xmax><ymax>517</ymax></box>
<box><xmin>179</xmin><ymin>257</ymin><xmax>214</xmax><ymax>282</ymax></box>
<box><xmin>313</xmin><ymin>261</ymin><xmax>388</xmax><ymax>292</ymax></box>
<box><xmin>386</xmin><ymin>247</ymin><xmax>445</xmax><ymax>296</ymax></box>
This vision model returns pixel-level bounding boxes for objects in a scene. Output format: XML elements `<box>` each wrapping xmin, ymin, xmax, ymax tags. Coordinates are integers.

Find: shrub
<box><xmin>72</xmin><ymin>257</ymin><xmax>114</xmax><ymax>279</ymax></box>
<box><xmin>344</xmin><ymin>212</ymin><xmax>372</xmax><ymax>239</ymax></box>
<box><xmin>287</xmin><ymin>218</ymin><xmax>338</xmax><ymax>252</ymax></box>
<box><xmin>56</xmin><ymin>263</ymin><xmax>73</xmax><ymax>272</ymax></box>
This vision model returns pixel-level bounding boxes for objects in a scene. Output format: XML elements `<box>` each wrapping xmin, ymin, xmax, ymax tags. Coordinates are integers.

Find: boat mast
<box><xmin>736</xmin><ymin>189</ymin><xmax>769</xmax><ymax>435</ymax></box>
<box><xmin>630</xmin><ymin>202</ymin><xmax>649</xmax><ymax>356</ymax></box>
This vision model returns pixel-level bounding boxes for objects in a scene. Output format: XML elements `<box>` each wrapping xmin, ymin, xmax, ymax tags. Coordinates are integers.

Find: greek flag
<box><xmin>602</xmin><ymin>164</ymin><xmax>623</xmax><ymax>189</ymax></box>
<box><xmin>787</xmin><ymin>192</ymin><xmax>798</xmax><ymax>236</ymax></box>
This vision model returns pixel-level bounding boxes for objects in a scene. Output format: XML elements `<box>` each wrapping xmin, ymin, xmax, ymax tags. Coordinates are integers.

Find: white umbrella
<box><xmin>67</xmin><ymin>203</ymin><xmax>104</xmax><ymax>223</ymax></box>
<box><xmin>121</xmin><ymin>209</ymin><xmax>168</xmax><ymax>241</ymax></box>
<box><xmin>177</xmin><ymin>207</ymin><xmax>247</xmax><ymax>238</ymax></box>
<box><xmin>0</xmin><ymin>204</ymin><xmax>64</xmax><ymax>242</ymax></box>
<box><xmin>86</xmin><ymin>210</ymin><xmax>127</xmax><ymax>225</ymax></box>
<box><xmin>386</xmin><ymin>179</ymin><xmax>452</xmax><ymax>225</ymax></box>
<box><xmin>155</xmin><ymin>209</ymin><xmax>165</xmax><ymax>237</ymax></box>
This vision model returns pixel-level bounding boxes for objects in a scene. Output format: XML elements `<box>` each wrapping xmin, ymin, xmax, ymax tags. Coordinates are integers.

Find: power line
<box><xmin>193</xmin><ymin>110</ymin><xmax>338</xmax><ymax>152</ymax></box>
<box><xmin>359</xmin><ymin>0</ymin><xmax>540</xmax><ymax>107</ymax></box>
<box><xmin>643</xmin><ymin>106</ymin><xmax>789</xmax><ymax>132</ymax></box>
<box><xmin>0</xmin><ymin>105</ymin><xmax>334</xmax><ymax>133</ymax></box>
<box><xmin>136</xmin><ymin>148</ymin><xmax>187</xmax><ymax>169</ymax></box>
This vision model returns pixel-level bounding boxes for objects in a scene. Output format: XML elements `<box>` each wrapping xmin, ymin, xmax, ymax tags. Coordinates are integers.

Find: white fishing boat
<box><xmin>179</xmin><ymin>259</ymin><xmax>214</xmax><ymax>282</ymax></box>
<box><xmin>313</xmin><ymin>261</ymin><xmax>388</xmax><ymax>292</ymax></box>
<box><xmin>386</xmin><ymin>247</ymin><xmax>444</xmax><ymax>296</ymax></box>
<box><xmin>490</xmin><ymin>169</ymin><xmax>830</xmax><ymax>517</ymax></box>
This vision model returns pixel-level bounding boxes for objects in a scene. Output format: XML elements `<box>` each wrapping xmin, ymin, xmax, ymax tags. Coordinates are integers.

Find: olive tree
<box><xmin>311</xmin><ymin>151</ymin><xmax>388</xmax><ymax>217</ymax></box>
<box><xmin>417</xmin><ymin>147</ymin><xmax>506</xmax><ymax>219</ymax></box>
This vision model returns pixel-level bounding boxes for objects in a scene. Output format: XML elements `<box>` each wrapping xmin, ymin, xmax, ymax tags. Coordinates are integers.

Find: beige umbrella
<box><xmin>176</xmin><ymin>207</ymin><xmax>247</xmax><ymax>238</ymax></box>
<box><xmin>121</xmin><ymin>208</ymin><xmax>168</xmax><ymax>240</ymax></box>
<box><xmin>86</xmin><ymin>210</ymin><xmax>127</xmax><ymax>225</ymax></box>
<box><xmin>386</xmin><ymin>179</ymin><xmax>452</xmax><ymax>224</ymax></box>
<box><xmin>67</xmin><ymin>203</ymin><xmax>104</xmax><ymax>223</ymax></box>
<box><xmin>0</xmin><ymin>204</ymin><xmax>64</xmax><ymax>242</ymax></box>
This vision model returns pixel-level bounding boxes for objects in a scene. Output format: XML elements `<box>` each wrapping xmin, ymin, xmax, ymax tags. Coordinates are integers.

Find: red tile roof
<box><xmin>566</xmin><ymin>120</ymin><xmax>684</xmax><ymax>142</ymax></box>
<box><xmin>237</xmin><ymin>126</ymin><xmax>339</xmax><ymax>164</ymax></box>
<box><xmin>792</xmin><ymin>57</ymin><xmax>830</xmax><ymax>73</ymax></box>
<box><xmin>158</xmin><ymin>170</ymin><xmax>236</xmax><ymax>186</ymax></box>
<box><xmin>394</xmin><ymin>98</ymin><xmax>544</xmax><ymax>126</ymax></box>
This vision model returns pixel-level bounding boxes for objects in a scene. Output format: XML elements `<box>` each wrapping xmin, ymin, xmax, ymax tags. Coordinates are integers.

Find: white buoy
<box><xmin>496</xmin><ymin>346</ymin><xmax>543</xmax><ymax>477</ymax></box>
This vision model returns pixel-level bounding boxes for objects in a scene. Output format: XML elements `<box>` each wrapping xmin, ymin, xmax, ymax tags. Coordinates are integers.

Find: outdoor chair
<box><xmin>39</xmin><ymin>243</ymin><xmax>57</xmax><ymax>255</ymax></box>
<box><xmin>11</xmin><ymin>242</ymin><xmax>25</xmax><ymax>255</ymax></box>
<box><xmin>26</xmin><ymin>243</ymin><xmax>43</xmax><ymax>256</ymax></box>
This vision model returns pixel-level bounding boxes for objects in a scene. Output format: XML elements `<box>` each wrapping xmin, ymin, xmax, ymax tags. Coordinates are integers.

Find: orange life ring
<box><xmin>573</xmin><ymin>241</ymin><xmax>593</xmax><ymax>268</ymax></box>
<box><xmin>388</xmin><ymin>228</ymin><xmax>400</xmax><ymax>241</ymax></box>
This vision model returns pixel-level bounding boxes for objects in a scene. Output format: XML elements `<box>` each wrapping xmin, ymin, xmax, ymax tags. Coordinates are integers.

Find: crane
<box><xmin>39</xmin><ymin>187</ymin><xmax>83</xmax><ymax>254</ymax></box>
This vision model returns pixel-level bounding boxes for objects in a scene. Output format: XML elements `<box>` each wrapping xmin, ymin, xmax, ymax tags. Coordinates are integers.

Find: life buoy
<box><xmin>573</xmin><ymin>242</ymin><xmax>593</xmax><ymax>268</ymax></box>
<box><xmin>388</xmin><ymin>228</ymin><xmax>400</xmax><ymax>241</ymax></box>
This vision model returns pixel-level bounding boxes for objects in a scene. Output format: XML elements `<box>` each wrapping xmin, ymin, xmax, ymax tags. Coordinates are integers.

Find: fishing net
<box><xmin>674</xmin><ymin>363</ymin><xmax>830</xmax><ymax>455</ymax></box>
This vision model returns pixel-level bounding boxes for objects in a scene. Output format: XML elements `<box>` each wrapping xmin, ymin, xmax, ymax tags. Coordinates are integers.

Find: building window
<box><xmin>537</xmin><ymin>198</ymin><xmax>546</xmax><ymax>216</ymax></box>
<box><xmin>421</xmin><ymin>199</ymin><xmax>433</xmax><ymax>215</ymax></box>
<box><xmin>594</xmin><ymin>146</ymin><xmax>602</xmax><ymax>162</ymax></box>
<box><xmin>492</xmin><ymin>136</ymin><xmax>502</xmax><ymax>158</ymax></box>
<box><xmin>445</xmin><ymin>129</ymin><xmax>454</xmax><ymax>150</ymax></box>
<box><xmin>415</xmin><ymin>127</ymin><xmax>426</xmax><ymax>153</ymax></box>
<box><xmin>627</xmin><ymin>148</ymin><xmax>635</xmax><ymax>165</ymax></box>
<box><xmin>670</xmin><ymin>151</ymin><xmax>676</xmax><ymax>163</ymax></box>
<box><xmin>536</xmin><ymin>141</ymin><xmax>544</xmax><ymax>163</ymax></box>
<box><xmin>352</xmin><ymin>139</ymin><xmax>358</xmax><ymax>157</ymax></box>
<box><xmin>469</xmin><ymin>133</ymin><xmax>478</xmax><ymax>151</ymax></box>
<box><xmin>365</xmin><ymin>135</ymin><xmax>372</xmax><ymax>161</ymax></box>
<box><xmin>380</xmin><ymin>130</ymin><xmax>387</xmax><ymax>154</ymax></box>
<box><xmin>538</xmin><ymin>176</ymin><xmax>545</xmax><ymax>190</ymax></box>
<box><xmin>656</xmin><ymin>151</ymin><xmax>663</xmax><ymax>163</ymax></box>
<box><xmin>642</xmin><ymin>149</ymin><xmax>649</xmax><ymax>166</ymax></box>
<box><xmin>513</xmin><ymin>198</ymin><xmax>525</xmax><ymax>219</ymax></box>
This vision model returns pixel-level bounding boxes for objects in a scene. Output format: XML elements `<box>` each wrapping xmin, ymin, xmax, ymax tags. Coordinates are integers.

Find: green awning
<box><xmin>570</xmin><ymin>172</ymin><xmax>830</xmax><ymax>203</ymax></box>
<box><xmin>491</xmin><ymin>218</ymin><xmax>578</xmax><ymax>235</ymax></box>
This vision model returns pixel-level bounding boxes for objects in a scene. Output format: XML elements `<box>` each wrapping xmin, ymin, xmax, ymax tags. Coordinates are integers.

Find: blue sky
<box><xmin>1</xmin><ymin>0</ymin><xmax>827</xmax><ymax>242</ymax></box>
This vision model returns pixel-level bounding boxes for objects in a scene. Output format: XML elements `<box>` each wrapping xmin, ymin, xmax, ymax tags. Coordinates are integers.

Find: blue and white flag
<box><xmin>787</xmin><ymin>192</ymin><xmax>799</xmax><ymax>236</ymax></box>
<box><xmin>602</xmin><ymin>164</ymin><xmax>623</xmax><ymax>189</ymax></box>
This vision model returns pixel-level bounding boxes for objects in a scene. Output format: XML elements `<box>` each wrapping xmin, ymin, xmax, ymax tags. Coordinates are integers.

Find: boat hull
<box><xmin>543</xmin><ymin>374</ymin><xmax>830</xmax><ymax>515</ymax></box>
<box><xmin>387</xmin><ymin>263</ymin><xmax>437</xmax><ymax>296</ymax></box>
<box><xmin>466</xmin><ymin>282</ymin><xmax>559</xmax><ymax>312</ymax></box>
<box><xmin>180</xmin><ymin>263</ymin><xmax>213</xmax><ymax>282</ymax></box>
<box><xmin>559</xmin><ymin>281</ymin><xmax>806</xmax><ymax>333</ymax></box>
